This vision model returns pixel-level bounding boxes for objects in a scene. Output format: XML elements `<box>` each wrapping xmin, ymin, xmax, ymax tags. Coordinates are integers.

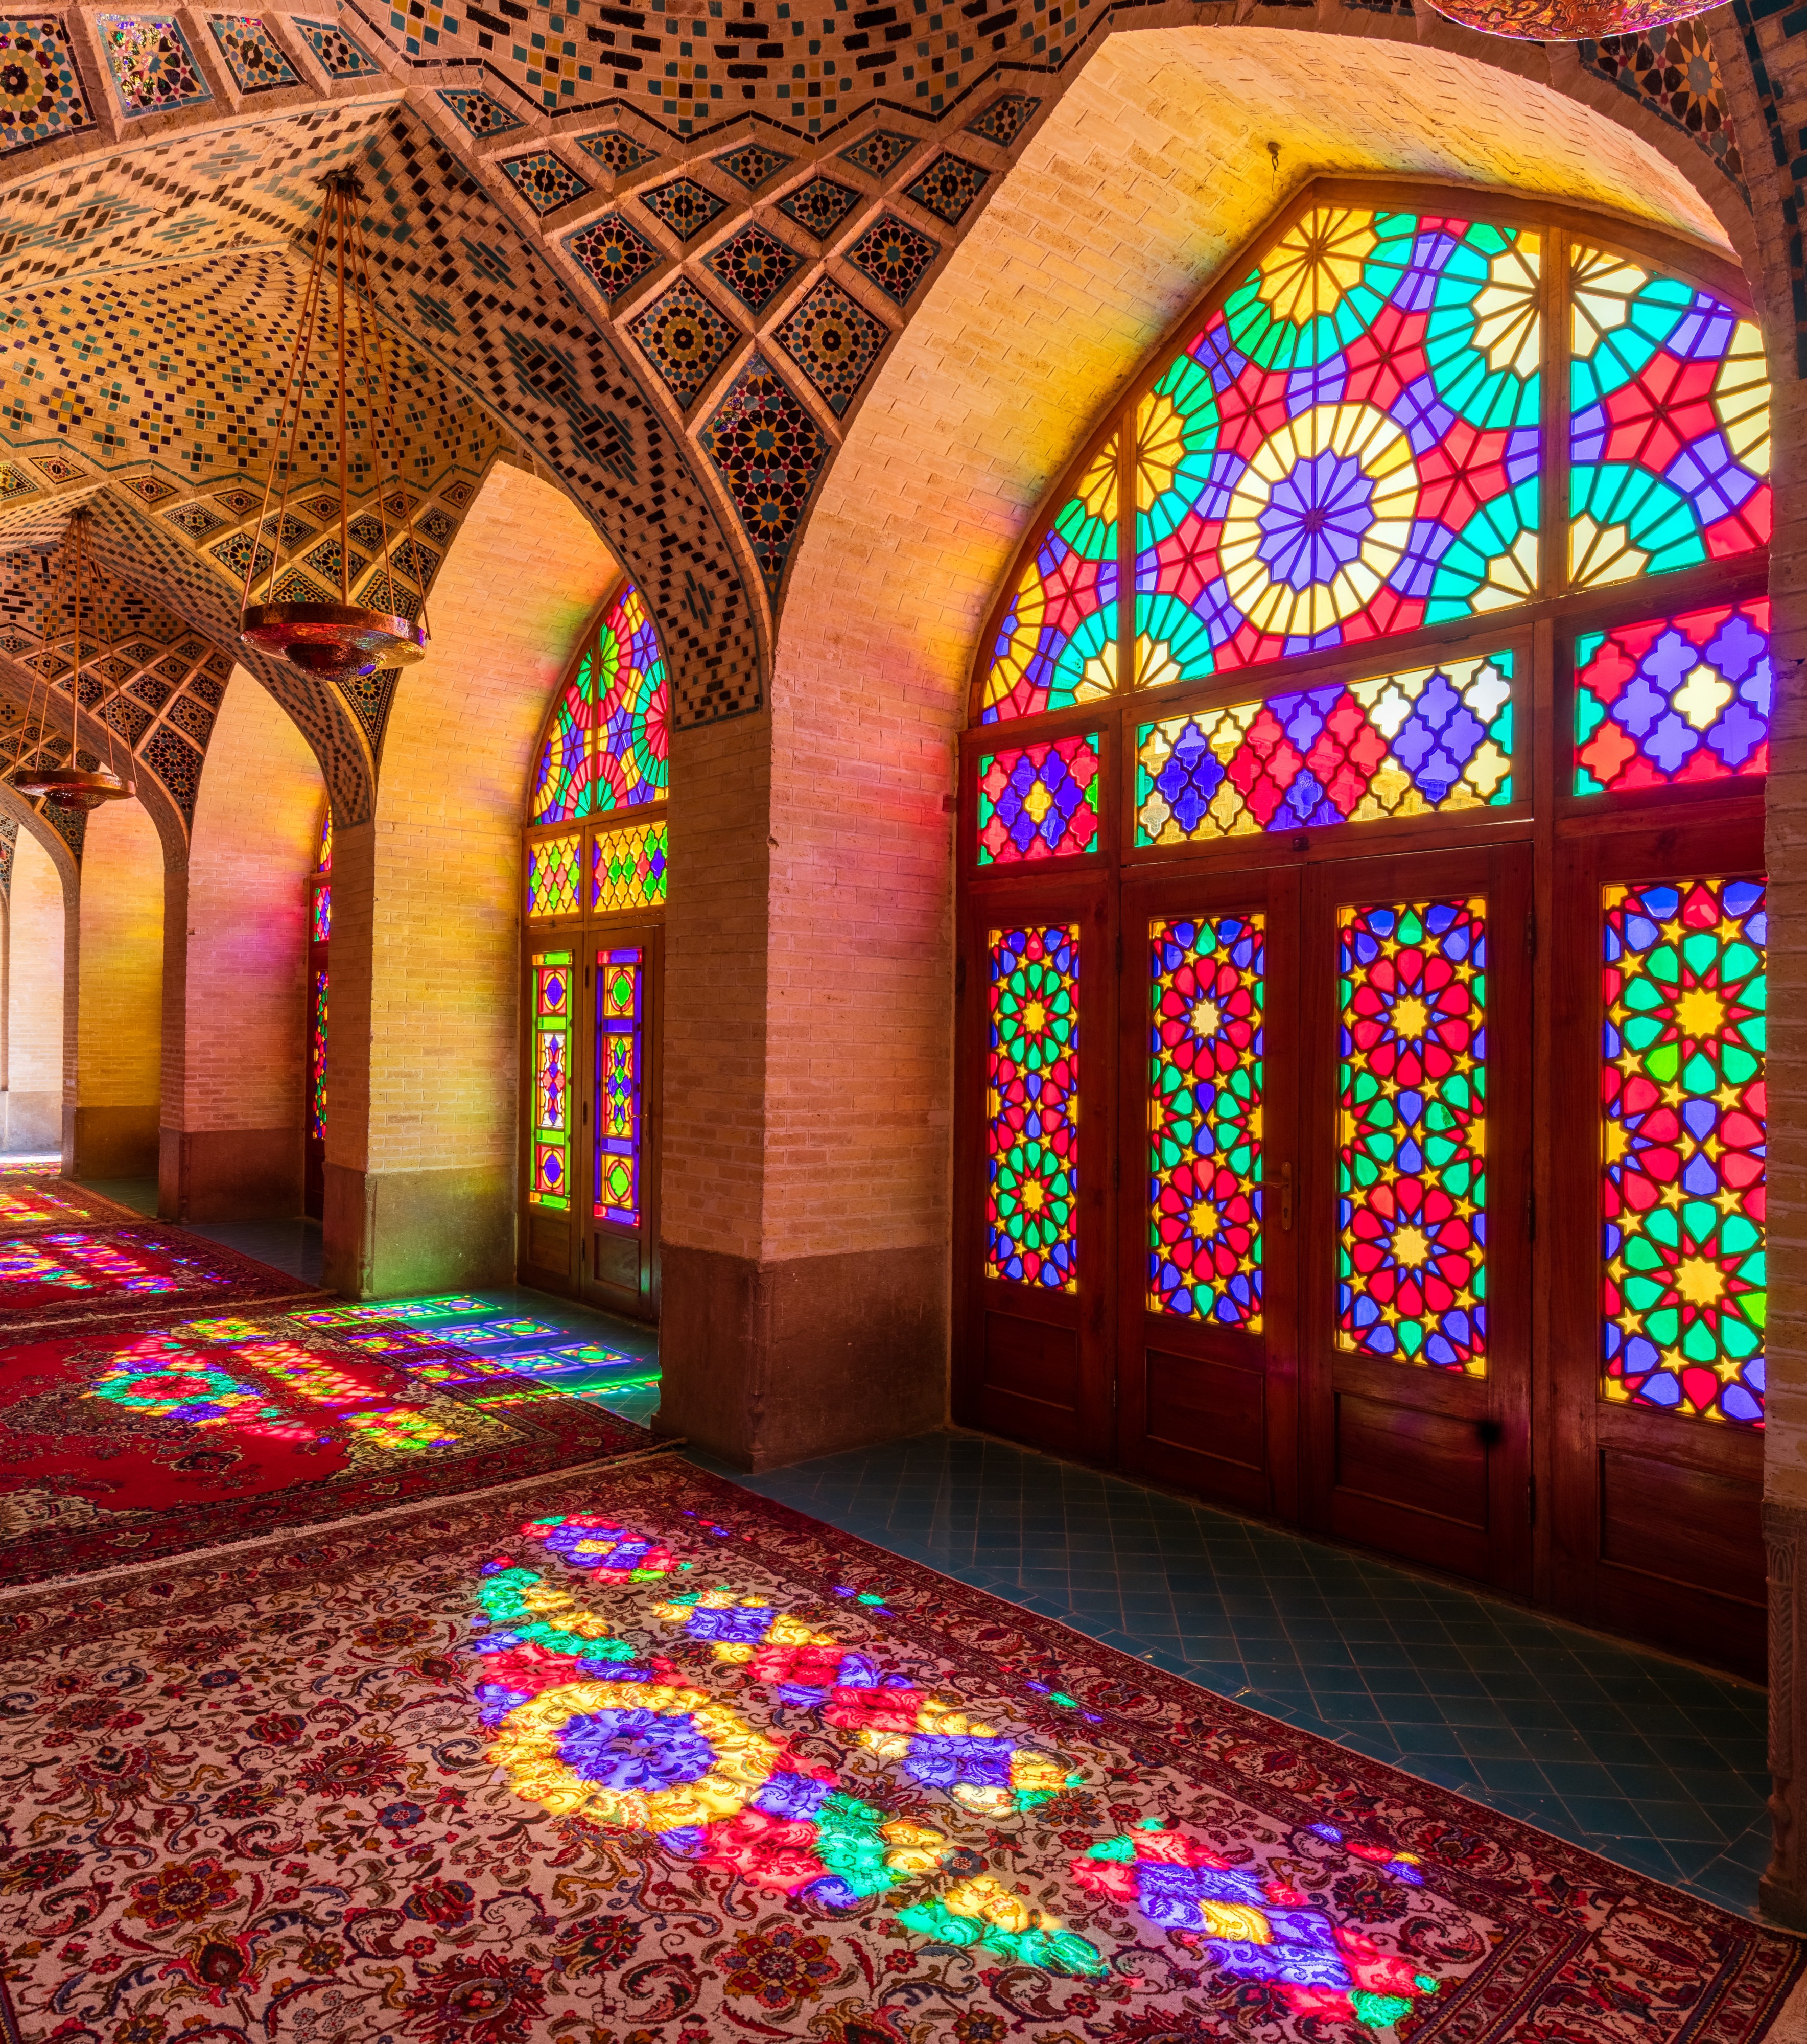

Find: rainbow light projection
<box><xmin>460</xmin><ymin>1511</ymin><xmax>1442</xmax><ymax>2029</ymax></box>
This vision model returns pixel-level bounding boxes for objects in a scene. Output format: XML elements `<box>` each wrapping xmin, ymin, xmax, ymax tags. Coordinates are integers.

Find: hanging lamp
<box><xmin>239</xmin><ymin>169</ymin><xmax>430</xmax><ymax>680</ymax></box>
<box><xmin>12</xmin><ymin>507</ymin><xmax>134</xmax><ymax>810</ymax></box>
<box><xmin>1421</xmin><ymin>0</ymin><xmax>1711</xmax><ymax>37</ymax></box>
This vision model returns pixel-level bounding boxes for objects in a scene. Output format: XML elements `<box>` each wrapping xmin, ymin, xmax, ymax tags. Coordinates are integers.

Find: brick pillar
<box><xmin>73</xmin><ymin>797</ymin><xmax>163</xmax><ymax>1178</ymax></box>
<box><xmin>321</xmin><ymin>462</ymin><xmax>615</xmax><ymax>1298</ymax></box>
<box><xmin>4</xmin><ymin>829</ymin><xmax>67</xmax><ymax>1152</ymax></box>
<box><xmin>159</xmin><ymin>671</ymin><xmax>324</xmax><ymax>1220</ymax></box>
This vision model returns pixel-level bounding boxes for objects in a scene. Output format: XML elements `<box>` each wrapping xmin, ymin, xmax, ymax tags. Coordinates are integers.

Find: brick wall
<box><xmin>8</xmin><ymin>826</ymin><xmax>65</xmax><ymax>1097</ymax></box>
<box><xmin>175</xmin><ymin>669</ymin><xmax>324</xmax><ymax>1131</ymax></box>
<box><xmin>354</xmin><ymin>461</ymin><xmax>617</xmax><ymax>1180</ymax></box>
<box><xmin>77</xmin><ymin>796</ymin><xmax>162</xmax><ymax>1111</ymax></box>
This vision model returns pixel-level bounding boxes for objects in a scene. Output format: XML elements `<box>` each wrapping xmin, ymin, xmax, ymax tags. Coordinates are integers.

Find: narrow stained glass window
<box><xmin>311</xmin><ymin>882</ymin><xmax>331</xmax><ymax>945</ymax></box>
<box><xmin>1149</xmin><ymin>916</ymin><xmax>1263</xmax><ymax>1326</ymax></box>
<box><xmin>1574</xmin><ymin>598</ymin><xmax>1770</xmax><ymax>793</ymax></box>
<box><xmin>1136</xmin><ymin>651</ymin><xmax>1513</xmax><ymax>844</ymax></box>
<box><xmin>1137</xmin><ymin>207</ymin><xmax>1540</xmax><ymax>690</ymax></box>
<box><xmin>531</xmin><ymin>950</ymin><xmax>572</xmax><ymax>1210</ymax></box>
<box><xmin>1337</xmin><ymin>898</ymin><xmax>1487</xmax><ymax>1373</ymax></box>
<box><xmin>596</xmin><ymin>946</ymin><xmax>644</xmax><ymax>1227</ymax></box>
<box><xmin>1602</xmin><ymin>878</ymin><xmax>1765</xmax><ymax>1426</ymax></box>
<box><xmin>308</xmin><ymin>968</ymin><xmax>327</xmax><ymax>1143</ymax></box>
<box><xmin>593</xmin><ymin>820</ymin><xmax>669</xmax><ymax>912</ymax></box>
<box><xmin>977</xmin><ymin>732</ymin><xmax>1101</xmax><ymax>864</ymax></box>
<box><xmin>987</xmin><ymin>925</ymin><xmax>1078</xmax><ymax>1290</ymax></box>
<box><xmin>528</xmin><ymin>832</ymin><xmax>583</xmax><ymax>917</ymax></box>
<box><xmin>980</xmin><ymin>437</ymin><xmax>1118</xmax><ymax>722</ymax></box>
<box><xmin>1569</xmin><ymin>247</ymin><xmax>1770</xmax><ymax>588</ymax></box>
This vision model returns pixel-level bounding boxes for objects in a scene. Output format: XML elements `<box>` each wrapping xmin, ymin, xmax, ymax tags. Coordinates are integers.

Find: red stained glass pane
<box><xmin>977</xmin><ymin>733</ymin><xmax>1100</xmax><ymax>865</ymax></box>
<box><xmin>1574</xmin><ymin>599</ymin><xmax>1770</xmax><ymax>793</ymax></box>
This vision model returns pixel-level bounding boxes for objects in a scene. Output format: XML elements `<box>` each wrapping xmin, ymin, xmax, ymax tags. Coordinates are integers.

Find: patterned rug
<box><xmin>0</xmin><ymin>1173</ymin><xmax>147</xmax><ymax>1234</ymax></box>
<box><xmin>0</xmin><ymin>1223</ymin><xmax>324</xmax><ymax>1333</ymax></box>
<box><xmin>0</xmin><ymin>1314</ymin><xmax>651</xmax><ymax>1585</ymax></box>
<box><xmin>0</xmin><ymin>1456</ymin><xmax>1796</xmax><ymax>2043</ymax></box>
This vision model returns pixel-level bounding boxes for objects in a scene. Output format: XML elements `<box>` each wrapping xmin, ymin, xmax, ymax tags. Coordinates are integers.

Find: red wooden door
<box><xmin>1298</xmin><ymin>844</ymin><xmax>1534</xmax><ymax>1595</ymax></box>
<box><xmin>954</xmin><ymin>875</ymin><xmax>1115</xmax><ymax>1461</ymax></box>
<box><xmin>1116</xmin><ymin>863</ymin><xmax>1300</xmax><ymax>1519</ymax></box>
<box><xmin>1547</xmin><ymin>818</ymin><xmax>1767</xmax><ymax>1680</ymax></box>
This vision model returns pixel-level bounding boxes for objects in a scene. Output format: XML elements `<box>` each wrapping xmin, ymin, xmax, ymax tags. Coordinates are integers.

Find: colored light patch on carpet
<box><xmin>0</xmin><ymin>1223</ymin><xmax>320</xmax><ymax>1331</ymax></box>
<box><xmin>0</xmin><ymin>1321</ymin><xmax>648</xmax><ymax>1585</ymax></box>
<box><xmin>0</xmin><ymin>1175</ymin><xmax>145</xmax><ymax>1233</ymax></box>
<box><xmin>0</xmin><ymin>1457</ymin><xmax>1795</xmax><ymax>2044</ymax></box>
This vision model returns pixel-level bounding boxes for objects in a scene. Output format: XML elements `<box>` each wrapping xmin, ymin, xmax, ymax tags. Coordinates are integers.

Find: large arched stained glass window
<box><xmin>531</xmin><ymin>583</ymin><xmax>670</xmax><ymax>822</ymax></box>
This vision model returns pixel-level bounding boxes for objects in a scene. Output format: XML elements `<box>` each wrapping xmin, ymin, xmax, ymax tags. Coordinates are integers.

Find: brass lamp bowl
<box><xmin>14</xmin><ymin>765</ymin><xmax>134</xmax><ymax>809</ymax></box>
<box><xmin>1422</xmin><ymin>0</ymin><xmax>1712</xmax><ymax>35</ymax></box>
<box><xmin>241</xmin><ymin>601</ymin><xmax>429</xmax><ymax>679</ymax></box>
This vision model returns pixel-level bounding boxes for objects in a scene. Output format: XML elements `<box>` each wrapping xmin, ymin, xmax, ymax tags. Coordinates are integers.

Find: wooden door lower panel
<box><xmin>1130</xmin><ymin>1327</ymin><xmax>1273</xmax><ymax>1514</ymax></box>
<box><xmin>971</xmin><ymin>1282</ymin><xmax>1089</xmax><ymax>1459</ymax></box>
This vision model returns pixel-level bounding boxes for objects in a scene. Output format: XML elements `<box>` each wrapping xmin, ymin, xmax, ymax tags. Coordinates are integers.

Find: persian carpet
<box><xmin>0</xmin><ymin>1315</ymin><xmax>650</xmax><ymax>1586</ymax></box>
<box><xmin>0</xmin><ymin>1457</ymin><xmax>1797</xmax><ymax>2044</ymax></box>
<box><xmin>0</xmin><ymin>1174</ymin><xmax>146</xmax><ymax>1235</ymax></box>
<box><xmin>0</xmin><ymin>1224</ymin><xmax>325</xmax><ymax>1334</ymax></box>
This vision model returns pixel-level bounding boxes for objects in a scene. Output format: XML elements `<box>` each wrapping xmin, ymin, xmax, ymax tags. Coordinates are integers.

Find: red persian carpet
<box><xmin>0</xmin><ymin>1456</ymin><xmax>1797</xmax><ymax>2044</ymax></box>
<box><xmin>0</xmin><ymin>1174</ymin><xmax>145</xmax><ymax>1234</ymax></box>
<box><xmin>0</xmin><ymin>1315</ymin><xmax>650</xmax><ymax>1585</ymax></box>
<box><xmin>0</xmin><ymin>1223</ymin><xmax>325</xmax><ymax>1334</ymax></box>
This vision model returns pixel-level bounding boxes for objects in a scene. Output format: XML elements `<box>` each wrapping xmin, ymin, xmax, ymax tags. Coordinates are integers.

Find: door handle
<box><xmin>1269</xmin><ymin>1160</ymin><xmax>1292</xmax><ymax>1233</ymax></box>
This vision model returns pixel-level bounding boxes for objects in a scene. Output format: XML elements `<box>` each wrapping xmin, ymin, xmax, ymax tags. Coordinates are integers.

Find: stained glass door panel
<box><xmin>954</xmin><ymin>880</ymin><xmax>1112</xmax><ymax>1460</ymax></box>
<box><xmin>520</xmin><ymin>946</ymin><xmax>577</xmax><ymax>1292</ymax></box>
<box><xmin>1117</xmin><ymin>868</ymin><xmax>1299</xmax><ymax>1516</ymax></box>
<box><xmin>584</xmin><ymin>924</ymin><xmax>662</xmax><ymax>1322</ymax></box>
<box><xmin>1549</xmin><ymin>821</ymin><xmax>1766</xmax><ymax>1679</ymax></box>
<box><xmin>1300</xmin><ymin>846</ymin><xmax>1532</xmax><ymax>1592</ymax></box>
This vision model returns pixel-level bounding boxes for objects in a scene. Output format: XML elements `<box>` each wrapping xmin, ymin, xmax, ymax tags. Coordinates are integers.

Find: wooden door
<box><xmin>1116</xmin><ymin>863</ymin><xmax>1300</xmax><ymax>1518</ymax></box>
<box><xmin>582</xmin><ymin>925</ymin><xmax>662</xmax><ymax>1321</ymax></box>
<box><xmin>1548</xmin><ymin>818</ymin><xmax>1766</xmax><ymax>1680</ymax></box>
<box><xmin>954</xmin><ymin>875</ymin><xmax>1114</xmax><ymax>1461</ymax></box>
<box><xmin>1299</xmin><ymin>844</ymin><xmax>1533</xmax><ymax>1594</ymax></box>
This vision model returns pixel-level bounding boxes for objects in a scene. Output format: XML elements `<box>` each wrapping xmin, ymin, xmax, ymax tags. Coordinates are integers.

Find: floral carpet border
<box><xmin>0</xmin><ymin>1223</ymin><xmax>329</xmax><ymax>1335</ymax></box>
<box><xmin>0</xmin><ymin>1453</ymin><xmax>1799</xmax><ymax>2042</ymax></box>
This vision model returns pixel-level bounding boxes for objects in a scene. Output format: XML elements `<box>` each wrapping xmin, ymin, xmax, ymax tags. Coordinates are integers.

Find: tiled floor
<box><xmin>53</xmin><ymin>1179</ymin><xmax>1779</xmax><ymax>1921</ymax></box>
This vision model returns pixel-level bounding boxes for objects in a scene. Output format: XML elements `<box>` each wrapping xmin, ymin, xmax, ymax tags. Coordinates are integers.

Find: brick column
<box><xmin>73</xmin><ymin>797</ymin><xmax>164</xmax><ymax>1178</ymax></box>
<box><xmin>159</xmin><ymin>671</ymin><xmax>324</xmax><ymax>1219</ymax></box>
<box><xmin>4</xmin><ymin>829</ymin><xmax>68</xmax><ymax>1152</ymax></box>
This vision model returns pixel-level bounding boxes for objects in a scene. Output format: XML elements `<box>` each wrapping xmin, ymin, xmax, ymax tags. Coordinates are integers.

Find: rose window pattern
<box><xmin>1602</xmin><ymin>879</ymin><xmax>1766</xmax><ymax>1427</ymax></box>
<box><xmin>1574</xmin><ymin>598</ymin><xmax>1770</xmax><ymax>793</ymax></box>
<box><xmin>531</xmin><ymin>583</ymin><xmax>669</xmax><ymax>823</ymax></box>
<box><xmin>987</xmin><ymin>926</ymin><xmax>1079</xmax><ymax>1291</ymax></box>
<box><xmin>1148</xmin><ymin>917</ymin><xmax>1264</xmax><ymax>1328</ymax></box>
<box><xmin>1337</xmin><ymin>898</ymin><xmax>1488</xmax><ymax>1375</ymax></box>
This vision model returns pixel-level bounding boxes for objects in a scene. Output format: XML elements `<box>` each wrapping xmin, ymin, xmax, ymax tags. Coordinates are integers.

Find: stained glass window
<box><xmin>596</xmin><ymin>946</ymin><xmax>644</xmax><ymax>1227</ymax></box>
<box><xmin>528</xmin><ymin>832</ymin><xmax>582</xmax><ymax>918</ymax></box>
<box><xmin>1574</xmin><ymin>599</ymin><xmax>1770</xmax><ymax>793</ymax></box>
<box><xmin>317</xmin><ymin>809</ymin><xmax>332</xmax><ymax>871</ymax></box>
<box><xmin>311</xmin><ymin>882</ymin><xmax>331</xmax><ymax>945</ymax></box>
<box><xmin>531</xmin><ymin>950</ymin><xmax>572</xmax><ymax>1210</ymax></box>
<box><xmin>1337</xmin><ymin>898</ymin><xmax>1487</xmax><ymax>1374</ymax></box>
<box><xmin>1137</xmin><ymin>208</ymin><xmax>1540</xmax><ymax>690</ymax></box>
<box><xmin>980</xmin><ymin>438</ymin><xmax>1118</xmax><ymax>721</ymax></box>
<box><xmin>530</xmin><ymin>583</ymin><xmax>671</xmax><ymax>821</ymax></box>
<box><xmin>1569</xmin><ymin>247</ymin><xmax>1770</xmax><ymax>589</ymax></box>
<box><xmin>1136</xmin><ymin>651</ymin><xmax>1513</xmax><ymax>845</ymax></box>
<box><xmin>1602</xmin><ymin>878</ymin><xmax>1765</xmax><ymax>1426</ymax></box>
<box><xmin>977</xmin><ymin>733</ymin><xmax>1101</xmax><ymax>864</ymax></box>
<box><xmin>1149</xmin><ymin>916</ymin><xmax>1263</xmax><ymax>1326</ymax></box>
<box><xmin>593</xmin><ymin>819</ymin><xmax>669</xmax><ymax>912</ymax></box>
<box><xmin>308</xmin><ymin>968</ymin><xmax>327</xmax><ymax>1143</ymax></box>
<box><xmin>987</xmin><ymin>925</ymin><xmax>1078</xmax><ymax>1290</ymax></box>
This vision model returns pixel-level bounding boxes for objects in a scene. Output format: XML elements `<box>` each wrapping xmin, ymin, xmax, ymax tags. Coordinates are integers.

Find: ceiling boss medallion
<box><xmin>12</xmin><ymin>508</ymin><xmax>135</xmax><ymax>811</ymax></box>
<box><xmin>1422</xmin><ymin>0</ymin><xmax>1712</xmax><ymax>40</ymax></box>
<box><xmin>238</xmin><ymin>169</ymin><xmax>431</xmax><ymax>681</ymax></box>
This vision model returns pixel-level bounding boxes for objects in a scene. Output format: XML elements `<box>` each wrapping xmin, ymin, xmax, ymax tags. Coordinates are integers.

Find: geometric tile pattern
<box><xmin>839</xmin><ymin>130</ymin><xmax>916</xmax><ymax>178</ymax></box>
<box><xmin>499</xmin><ymin>150</ymin><xmax>590</xmax><ymax>215</ymax></box>
<box><xmin>846</xmin><ymin>211</ymin><xmax>940</xmax><ymax>304</ymax></box>
<box><xmin>575</xmin><ymin>129</ymin><xmax>658</xmax><ymax>176</ymax></box>
<box><xmin>97</xmin><ymin>14</ymin><xmax>210</xmax><ymax>115</ymax></box>
<box><xmin>964</xmin><ymin>91</ymin><xmax>1040</xmax><ymax>146</ymax></box>
<box><xmin>207</xmin><ymin>15</ymin><xmax>298</xmax><ymax>92</ymax></box>
<box><xmin>777</xmin><ymin>174</ymin><xmax>863</xmax><ymax>242</ymax></box>
<box><xmin>702</xmin><ymin>219</ymin><xmax>800</xmax><ymax>314</ymax></box>
<box><xmin>712</xmin><ymin>140</ymin><xmax>791</xmax><ymax>189</ymax></box>
<box><xmin>699</xmin><ymin>351</ymin><xmax>826</xmax><ymax>595</ymax></box>
<box><xmin>563</xmin><ymin>211</ymin><xmax>661</xmax><ymax>303</ymax></box>
<box><xmin>436</xmin><ymin>86</ymin><xmax>522</xmax><ymax>136</ymax></box>
<box><xmin>0</xmin><ymin>17</ymin><xmax>92</xmax><ymax>151</ymax></box>
<box><xmin>775</xmin><ymin>277</ymin><xmax>887</xmax><ymax>417</ymax></box>
<box><xmin>292</xmin><ymin>16</ymin><xmax>381</xmax><ymax>77</ymax></box>
<box><xmin>637</xmin><ymin>175</ymin><xmax>726</xmax><ymax>243</ymax></box>
<box><xmin>1581</xmin><ymin>22</ymin><xmax>1744</xmax><ymax>196</ymax></box>
<box><xmin>906</xmin><ymin>152</ymin><xmax>990</xmax><ymax>225</ymax></box>
<box><xmin>627</xmin><ymin>276</ymin><xmax>738</xmax><ymax>411</ymax></box>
